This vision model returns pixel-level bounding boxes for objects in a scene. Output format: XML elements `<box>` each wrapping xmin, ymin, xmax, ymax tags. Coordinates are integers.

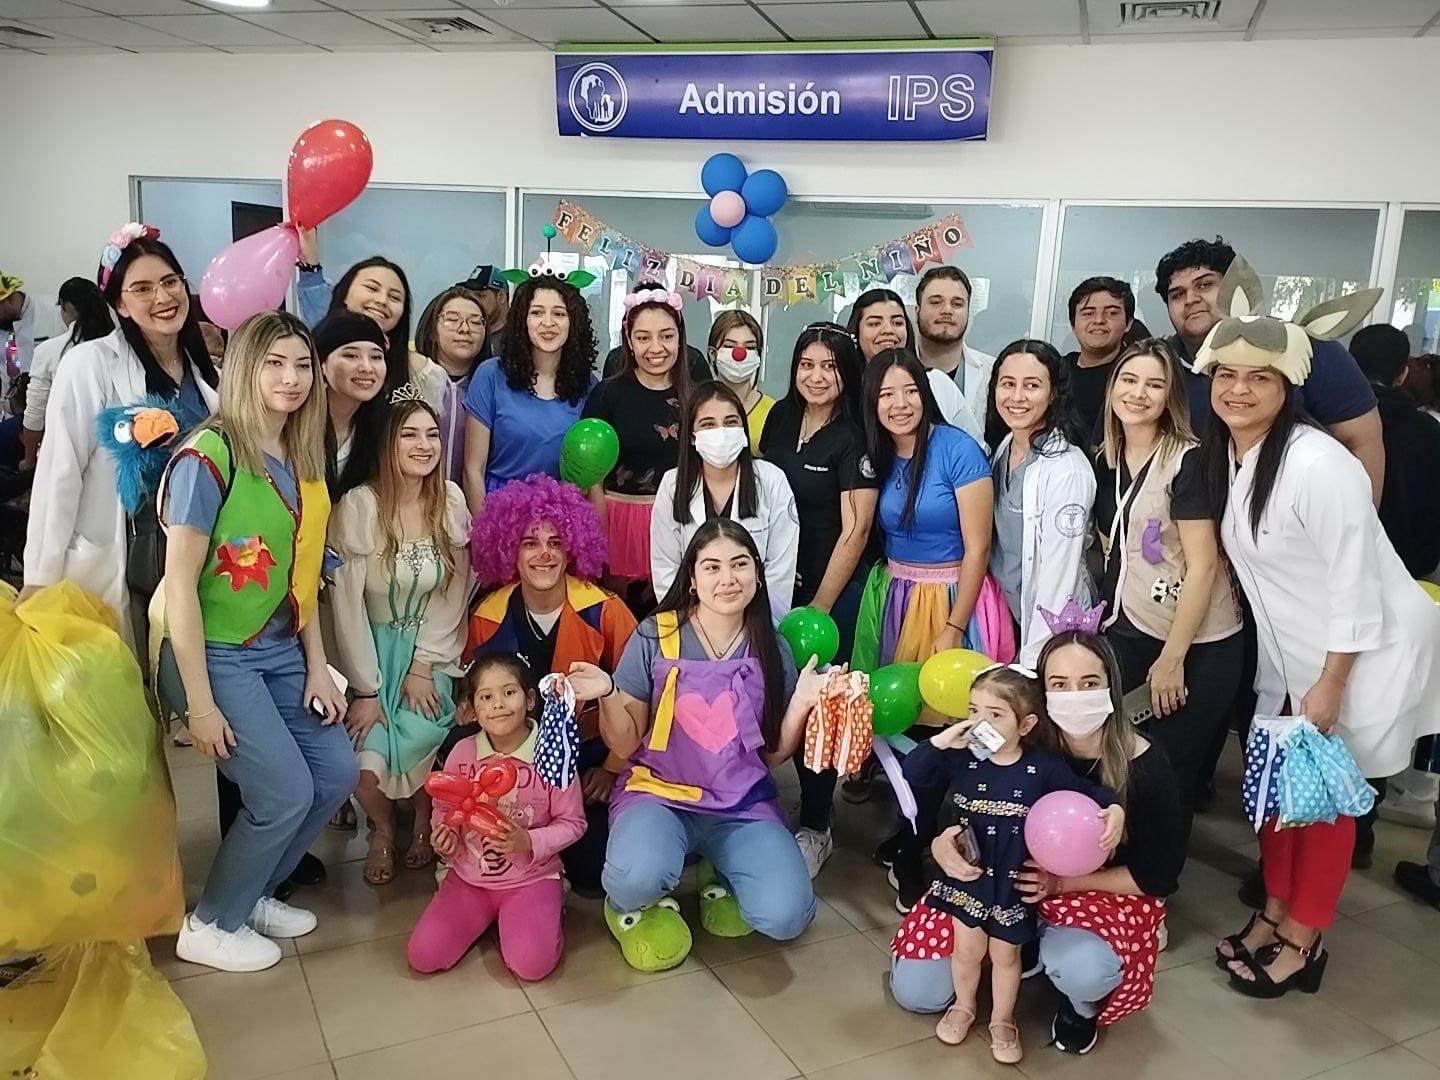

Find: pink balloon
<box><xmin>199</xmin><ymin>224</ymin><xmax>300</xmax><ymax>331</ymax></box>
<box><xmin>1024</xmin><ymin>791</ymin><xmax>1108</xmax><ymax>877</ymax></box>
<box><xmin>710</xmin><ymin>190</ymin><xmax>746</xmax><ymax>229</ymax></box>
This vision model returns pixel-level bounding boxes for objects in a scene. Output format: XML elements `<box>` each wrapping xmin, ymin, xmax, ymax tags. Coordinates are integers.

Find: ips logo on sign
<box><xmin>568</xmin><ymin>62</ymin><xmax>628</xmax><ymax>133</ymax></box>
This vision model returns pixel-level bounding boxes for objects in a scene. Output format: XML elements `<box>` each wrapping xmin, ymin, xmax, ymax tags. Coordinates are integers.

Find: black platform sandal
<box><xmin>1228</xmin><ymin>932</ymin><xmax>1327</xmax><ymax>998</ymax></box>
<box><xmin>1214</xmin><ymin>910</ymin><xmax>1278</xmax><ymax>970</ymax></box>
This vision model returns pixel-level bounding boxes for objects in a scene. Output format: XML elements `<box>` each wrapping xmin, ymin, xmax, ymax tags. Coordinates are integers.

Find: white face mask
<box><xmin>1045</xmin><ymin>688</ymin><xmax>1113</xmax><ymax>737</ymax></box>
<box><xmin>715</xmin><ymin>346</ymin><xmax>762</xmax><ymax>383</ymax></box>
<box><xmin>693</xmin><ymin>426</ymin><xmax>748</xmax><ymax>467</ymax></box>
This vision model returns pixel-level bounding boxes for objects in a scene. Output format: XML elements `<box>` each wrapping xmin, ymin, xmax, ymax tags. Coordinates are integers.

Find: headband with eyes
<box><xmin>502</xmin><ymin>226</ymin><xmax>596</xmax><ymax>290</ymax></box>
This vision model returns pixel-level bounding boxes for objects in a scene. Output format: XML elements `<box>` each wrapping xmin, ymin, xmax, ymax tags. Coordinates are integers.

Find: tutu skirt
<box><xmin>605</xmin><ymin>494</ymin><xmax>654</xmax><ymax>580</ymax></box>
<box><xmin>853</xmin><ymin>558</ymin><xmax>1017</xmax><ymax>681</ymax></box>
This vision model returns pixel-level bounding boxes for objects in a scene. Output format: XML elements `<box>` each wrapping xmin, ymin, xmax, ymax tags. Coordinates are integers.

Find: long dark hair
<box><xmin>1197</xmin><ymin>369</ymin><xmax>1318</xmax><ymax>538</ymax></box>
<box><xmin>59</xmin><ymin>277</ymin><xmax>111</xmax><ymax>347</ymax></box>
<box><xmin>861</xmin><ymin>348</ymin><xmax>946</xmax><ymax>530</ymax></box>
<box><xmin>100</xmin><ymin>237</ymin><xmax>218</xmax><ymax>396</ymax></box>
<box><xmin>771</xmin><ymin>321</ymin><xmax>866</xmax><ymax>428</ymax></box>
<box><xmin>326</xmin><ymin>257</ymin><xmax>412</xmax><ymax>401</ymax></box>
<box><xmin>653</xmin><ymin>518</ymin><xmax>787</xmax><ymax>751</ymax></box>
<box><xmin>499</xmin><ymin>277</ymin><xmax>596</xmax><ymax>405</ymax></box>
<box><xmin>985</xmin><ymin>339</ymin><xmax>1084</xmax><ymax>454</ymax></box>
<box><xmin>609</xmin><ymin>283</ymin><xmax>691</xmax><ymax>402</ymax></box>
<box><xmin>846</xmin><ymin>288</ymin><xmax>916</xmax><ymax>360</ymax></box>
<box><xmin>673</xmin><ymin>381</ymin><xmax>759</xmax><ymax>525</ymax></box>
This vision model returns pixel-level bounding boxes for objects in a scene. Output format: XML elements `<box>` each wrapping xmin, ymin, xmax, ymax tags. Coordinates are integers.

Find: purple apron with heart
<box><xmin>610</xmin><ymin>650</ymin><xmax>782</xmax><ymax>824</ymax></box>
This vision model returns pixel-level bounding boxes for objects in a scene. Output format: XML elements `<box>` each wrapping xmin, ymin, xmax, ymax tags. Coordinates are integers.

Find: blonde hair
<box><xmin>207</xmin><ymin>311</ymin><xmax>327</xmax><ymax>482</ymax></box>
<box><xmin>372</xmin><ymin>399</ymin><xmax>457</xmax><ymax>582</ymax></box>
<box><xmin>708</xmin><ymin>309</ymin><xmax>764</xmax><ymax>357</ymax></box>
<box><xmin>1101</xmin><ymin>338</ymin><xmax>1196</xmax><ymax>470</ymax></box>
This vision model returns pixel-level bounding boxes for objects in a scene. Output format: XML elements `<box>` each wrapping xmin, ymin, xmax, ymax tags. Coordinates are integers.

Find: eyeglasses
<box><xmin>439</xmin><ymin>313</ymin><xmax>486</xmax><ymax>332</ymax></box>
<box><xmin>121</xmin><ymin>274</ymin><xmax>186</xmax><ymax>302</ymax></box>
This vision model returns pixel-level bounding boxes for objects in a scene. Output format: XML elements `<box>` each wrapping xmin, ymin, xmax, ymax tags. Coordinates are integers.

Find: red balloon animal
<box><xmin>424</xmin><ymin>759</ymin><xmax>518</xmax><ymax>842</ymax></box>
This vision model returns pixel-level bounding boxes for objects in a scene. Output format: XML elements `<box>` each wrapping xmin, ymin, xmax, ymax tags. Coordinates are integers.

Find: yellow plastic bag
<box><xmin>0</xmin><ymin>941</ymin><xmax>207</xmax><ymax>1079</ymax></box>
<box><xmin>0</xmin><ymin>581</ymin><xmax>184</xmax><ymax>953</ymax></box>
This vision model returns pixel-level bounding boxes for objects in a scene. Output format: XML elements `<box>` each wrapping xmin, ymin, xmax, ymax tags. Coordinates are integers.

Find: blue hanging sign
<box><xmin>556</xmin><ymin>40</ymin><xmax>993</xmax><ymax>143</ymax></box>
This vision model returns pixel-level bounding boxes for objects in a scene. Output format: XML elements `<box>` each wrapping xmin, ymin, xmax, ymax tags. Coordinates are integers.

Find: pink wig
<box><xmin>471</xmin><ymin>473</ymin><xmax>608</xmax><ymax>587</ymax></box>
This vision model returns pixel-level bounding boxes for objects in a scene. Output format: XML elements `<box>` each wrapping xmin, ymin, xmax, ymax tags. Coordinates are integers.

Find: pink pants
<box><xmin>407</xmin><ymin>873</ymin><xmax>564</xmax><ymax>982</ymax></box>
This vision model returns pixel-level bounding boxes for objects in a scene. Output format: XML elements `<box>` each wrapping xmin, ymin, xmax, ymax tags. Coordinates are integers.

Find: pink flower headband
<box><xmin>100</xmin><ymin>222</ymin><xmax>160</xmax><ymax>288</ymax></box>
<box><xmin>623</xmin><ymin>283</ymin><xmax>683</xmax><ymax>314</ymax></box>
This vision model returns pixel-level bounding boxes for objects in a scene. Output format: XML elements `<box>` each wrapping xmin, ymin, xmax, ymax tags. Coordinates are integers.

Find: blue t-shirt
<box><xmin>162</xmin><ymin>447</ymin><xmax>298</xmax><ymax>644</ymax></box>
<box><xmin>463</xmin><ymin>358</ymin><xmax>593</xmax><ymax>492</ymax></box>
<box><xmin>879</xmin><ymin>424</ymin><xmax>991</xmax><ymax>564</ymax></box>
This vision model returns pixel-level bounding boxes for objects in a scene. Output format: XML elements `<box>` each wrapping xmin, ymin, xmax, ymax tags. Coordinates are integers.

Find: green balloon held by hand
<box><xmin>778</xmin><ymin>607</ymin><xmax>840</xmax><ymax>667</ymax></box>
<box><xmin>559</xmin><ymin>418</ymin><xmax>620</xmax><ymax>490</ymax></box>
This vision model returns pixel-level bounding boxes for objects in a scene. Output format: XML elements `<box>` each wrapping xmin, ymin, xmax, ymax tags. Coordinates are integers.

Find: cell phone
<box><xmin>310</xmin><ymin>664</ymin><xmax>349</xmax><ymax>719</ymax></box>
<box><xmin>967</xmin><ymin>719</ymin><xmax>1006</xmax><ymax>760</ymax></box>
<box><xmin>1123</xmin><ymin>683</ymin><xmax>1154</xmax><ymax>726</ymax></box>
<box><xmin>953</xmin><ymin>823</ymin><xmax>982</xmax><ymax>866</ymax></box>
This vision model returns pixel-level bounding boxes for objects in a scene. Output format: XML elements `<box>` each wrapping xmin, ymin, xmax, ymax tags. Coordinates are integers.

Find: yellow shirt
<box><xmin>746</xmin><ymin>394</ymin><xmax>777</xmax><ymax>455</ymax></box>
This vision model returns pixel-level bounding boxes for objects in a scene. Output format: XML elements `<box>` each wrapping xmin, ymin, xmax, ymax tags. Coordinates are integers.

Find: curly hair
<box><xmin>498</xmin><ymin>277</ymin><xmax>596</xmax><ymax>405</ymax></box>
<box><xmin>1154</xmin><ymin>236</ymin><xmax>1235</xmax><ymax>299</ymax></box>
<box><xmin>470</xmin><ymin>473</ymin><xmax>608</xmax><ymax>587</ymax></box>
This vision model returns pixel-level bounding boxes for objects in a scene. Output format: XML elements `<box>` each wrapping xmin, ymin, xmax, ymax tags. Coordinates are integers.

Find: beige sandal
<box><xmin>363</xmin><ymin>836</ymin><xmax>395</xmax><ymax>885</ymax></box>
<box><xmin>935</xmin><ymin>1004</ymin><xmax>976</xmax><ymax>1045</ymax></box>
<box><xmin>988</xmin><ymin>1020</ymin><xmax>1023</xmax><ymax>1064</ymax></box>
<box><xmin>404</xmin><ymin>831</ymin><xmax>435</xmax><ymax>870</ymax></box>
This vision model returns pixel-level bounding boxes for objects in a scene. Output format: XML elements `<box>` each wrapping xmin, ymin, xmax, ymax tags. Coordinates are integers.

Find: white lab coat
<box><xmin>1222</xmin><ymin>426</ymin><xmax>1440</xmax><ymax>777</ymax></box>
<box><xmin>991</xmin><ymin>430</ymin><xmax>1097</xmax><ymax>668</ymax></box>
<box><xmin>650</xmin><ymin>459</ymin><xmax>800</xmax><ymax>613</ymax></box>
<box><xmin>24</xmin><ymin>330</ymin><xmax>219</xmax><ymax>651</ymax></box>
<box><xmin>23</xmin><ymin>331</ymin><xmax>71</xmax><ymax>431</ymax></box>
<box><xmin>925</xmin><ymin>346</ymin><xmax>996</xmax><ymax>450</ymax></box>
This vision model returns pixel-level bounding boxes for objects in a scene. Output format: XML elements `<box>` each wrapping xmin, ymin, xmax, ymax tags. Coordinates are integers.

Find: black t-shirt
<box><xmin>581</xmin><ymin>373</ymin><xmax>682</xmax><ymax>496</ymax></box>
<box><xmin>760</xmin><ymin>405</ymin><xmax>879</xmax><ymax>604</ymax></box>
<box><xmin>1093</xmin><ymin>447</ymin><xmax>1211</xmax><ymax>635</ymax></box>
<box><xmin>1062</xmin><ymin>741</ymin><xmax>1183</xmax><ymax>898</ymax></box>
<box><xmin>507</xmin><ymin>587</ymin><xmax>558</xmax><ymax>674</ymax></box>
<box><xmin>1066</xmin><ymin>350</ymin><xmax>1115</xmax><ymax>443</ymax></box>
<box><xmin>601</xmin><ymin>344</ymin><xmax>713</xmax><ymax>385</ymax></box>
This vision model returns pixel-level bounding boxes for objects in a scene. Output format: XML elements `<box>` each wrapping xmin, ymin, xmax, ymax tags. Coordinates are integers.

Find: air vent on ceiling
<box><xmin>0</xmin><ymin>23</ymin><xmax>54</xmax><ymax>42</ymax></box>
<box><xmin>1119</xmin><ymin>1</ymin><xmax>1222</xmax><ymax>25</ymax></box>
<box><xmin>392</xmin><ymin>16</ymin><xmax>493</xmax><ymax>40</ymax></box>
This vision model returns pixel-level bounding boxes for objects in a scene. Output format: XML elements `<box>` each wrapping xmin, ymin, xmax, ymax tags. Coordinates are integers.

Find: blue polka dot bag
<box><xmin>1242</xmin><ymin>715</ymin><xmax>1295</xmax><ymax>833</ymax></box>
<box><xmin>1278</xmin><ymin>718</ymin><xmax>1376</xmax><ymax>828</ymax></box>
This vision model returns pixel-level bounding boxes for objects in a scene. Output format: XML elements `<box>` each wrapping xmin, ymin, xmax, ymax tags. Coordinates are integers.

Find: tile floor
<box><xmin>151</xmin><ymin>739</ymin><xmax>1440</xmax><ymax>1080</ymax></box>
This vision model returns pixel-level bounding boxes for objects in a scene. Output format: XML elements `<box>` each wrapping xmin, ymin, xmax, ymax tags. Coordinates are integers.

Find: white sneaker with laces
<box><xmin>176</xmin><ymin>913</ymin><xmax>282</xmax><ymax>972</ymax></box>
<box><xmin>1379</xmin><ymin>789</ymin><xmax>1438</xmax><ymax>830</ymax></box>
<box><xmin>247</xmin><ymin>896</ymin><xmax>318</xmax><ymax>939</ymax></box>
<box><xmin>795</xmin><ymin>828</ymin><xmax>833</xmax><ymax>879</ymax></box>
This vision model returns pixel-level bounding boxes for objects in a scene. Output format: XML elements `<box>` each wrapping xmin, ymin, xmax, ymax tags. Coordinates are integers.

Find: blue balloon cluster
<box><xmin>695</xmin><ymin>152</ymin><xmax>789</xmax><ymax>265</ymax></box>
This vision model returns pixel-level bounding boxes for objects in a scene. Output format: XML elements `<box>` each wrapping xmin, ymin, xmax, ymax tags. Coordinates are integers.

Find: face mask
<box><xmin>1045</xmin><ymin>688</ymin><xmax>1113</xmax><ymax>737</ymax></box>
<box><xmin>693</xmin><ymin>426</ymin><xmax>748</xmax><ymax>467</ymax></box>
<box><xmin>715</xmin><ymin>346</ymin><xmax>762</xmax><ymax>383</ymax></box>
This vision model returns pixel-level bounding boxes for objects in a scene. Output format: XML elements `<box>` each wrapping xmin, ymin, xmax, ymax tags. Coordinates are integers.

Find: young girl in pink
<box><xmin>407</xmin><ymin>652</ymin><xmax>585</xmax><ymax>981</ymax></box>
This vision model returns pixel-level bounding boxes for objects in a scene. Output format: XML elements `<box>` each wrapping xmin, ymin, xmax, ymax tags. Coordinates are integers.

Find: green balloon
<box><xmin>869</xmin><ymin>662</ymin><xmax>923</xmax><ymax>736</ymax></box>
<box><xmin>777</xmin><ymin>606</ymin><xmax>840</xmax><ymax>667</ymax></box>
<box><xmin>559</xmin><ymin>418</ymin><xmax>620</xmax><ymax>490</ymax></box>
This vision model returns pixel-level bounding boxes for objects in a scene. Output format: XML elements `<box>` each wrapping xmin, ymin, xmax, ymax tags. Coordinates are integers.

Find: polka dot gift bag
<box><xmin>1278</xmin><ymin>718</ymin><xmax>1376</xmax><ymax>827</ymax></box>
<box><xmin>1242</xmin><ymin>715</ymin><xmax>1297</xmax><ymax>832</ymax></box>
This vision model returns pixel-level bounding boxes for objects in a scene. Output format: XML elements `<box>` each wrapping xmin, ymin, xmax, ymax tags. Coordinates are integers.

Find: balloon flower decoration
<box><xmin>200</xmin><ymin>119</ymin><xmax>373</xmax><ymax>331</ymax></box>
<box><xmin>424</xmin><ymin>759</ymin><xmax>518</xmax><ymax>841</ymax></box>
<box><xmin>694</xmin><ymin>153</ymin><xmax>789</xmax><ymax>265</ymax></box>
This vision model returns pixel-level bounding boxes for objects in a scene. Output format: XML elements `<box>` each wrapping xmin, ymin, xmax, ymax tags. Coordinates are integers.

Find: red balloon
<box><xmin>476</xmin><ymin>759</ymin><xmax>518</xmax><ymax>799</ymax></box>
<box><xmin>287</xmin><ymin>119</ymin><xmax>373</xmax><ymax>228</ymax></box>
<box><xmin>424</xmin><ymin>771</ymin><xmax>472</xmax><ymax>803</ymax></box>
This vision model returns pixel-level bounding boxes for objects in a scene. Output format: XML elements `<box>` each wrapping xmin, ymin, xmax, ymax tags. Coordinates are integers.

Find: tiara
<box><xmin>100</xmin><ymin>222</ymin><xmax>159</xmax><ymax>288</ymax></box>
<box><xmin>389</xmin><ymin>382</ymin><xmax>426</xmax><ymax>406</ymax></box>
<box><xmin>624</xmin><ymin>283</ymin><xmax>684</xmax><ymax>313</ymax></box>
<box><xmin>1038</xmin><ymin>598</ymin><xmax>1108</xmax><ymax>636</ymax></box>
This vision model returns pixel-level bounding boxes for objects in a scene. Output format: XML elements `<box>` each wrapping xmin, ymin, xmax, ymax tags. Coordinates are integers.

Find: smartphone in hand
<box><xmin>310</xmin><ymin>664</ymin><xmax>350</xmax><ymax>718</ymax></box>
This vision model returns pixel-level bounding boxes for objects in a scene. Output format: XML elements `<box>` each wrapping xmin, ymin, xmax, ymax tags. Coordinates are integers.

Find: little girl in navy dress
<box><xmin>901</xmin><ymin>665</ymin><xmax>1124</xmax><ymax>1064</ymax></box>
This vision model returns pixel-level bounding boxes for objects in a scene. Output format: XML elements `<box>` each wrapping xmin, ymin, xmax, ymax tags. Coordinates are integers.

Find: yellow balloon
<box><xmin>918</xmin><ymin>648</ymin><xmax>993</xmax><ymax>718</ymax></box>
<box><xmin>1419</xmin><ymin>580</ymin><xmax>1440</xmax><ymax>605</ymax></box>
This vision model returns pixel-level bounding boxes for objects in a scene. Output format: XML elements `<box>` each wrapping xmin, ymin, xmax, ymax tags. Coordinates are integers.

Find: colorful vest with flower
<box><xmin>178</xmin><ymin>428</ymin><xmax>329</xmax><ymax>645</ymax></box>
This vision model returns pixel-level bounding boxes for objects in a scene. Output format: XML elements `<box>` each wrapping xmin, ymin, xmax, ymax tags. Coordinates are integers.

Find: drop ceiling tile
<box><xmin>1089</xmin><ymin>0</ymin><xmax>1258</xmax><ymax>33</ymax></box>
<box><xmin>319</xmin><ymin>0</ymin><xmax>461</xmax><ymax>8</ymax></box>
<box><xmin>21</xmin><ymin>14</ymin><xmax>192</xmax><ymax>46</ymax></box>
<box><xmin>430</xmin><ymin>39</ymin><xmax>549</xmax><ymax>49</ymax></box>
<box><xmin>915</xmin><ymin>0</ymin><xmax>1079</xmax><ymax>38</ymax></box>
<box><xmin>220</xmin><ymin>43</ymin><xmax>327</xmax><ymax>51</ymax></box>
<box><xmin>324</xmin><ymin>41</ymin><xmax>437</xmax><ymax>50</ymax></box>
<box><xmin>370</xmin><ymin>8</ymin><xmax>527</xmax><ymax>42</ymax></box>
<box><xmin>1251</xmin><ymin>26</ymin><xmax>1422</xmax><ymax>39</ymax></box>
<box><xmin>70</xmin><ymin>0</ymin><xmax>204</xmax><ymax>12</ymax></box>
<box><xmin>238</xmin><ymin>11</ymin><xmax>415</xmax><ymax>43</ymax></box>
<box><xmin>482</xmin><ymin>5</ymin><xmax>649</xmax><ymax>42</ymax></box>
<box><xmin>1258</xmin><ymin>0</ymin><xmax>1439</xmax><ymax>30</ymax></box>
<box><xmin>605</xmin><ymin>0</ymin><xmax>746</xmax><ymax>6</ymax></box>
<box><xmin>764</xmin><ymin>0</ymin><xmax>926</xmax><ymax>40</ymax></box>
<box><xmin>132</xmin><ymin>13</ymin><xmax>305</xmax><ymax>45</ymax></box>
<box><xmin>192</xmin><ymin>0</ymin><xmax>330</xmax><ymax>10</ymax></box>
<box><xmin>995</xmin><ymin>34</ymin><xmax>1083</xmax><ymax>44</ymax></box>
<box><xmin>457</xmin><ymin>0</ymin><xmax>599</xmax><ymax>8</ymax></box>
<box><xmin>620</xmin><ymin>2</ymin><xmax>782</xmax><ymax>41</ymax></box>
<box><xmin>0</xmin><ymin>0</ymin><xmax>97</xmax><ymax>16</ymax></box>
<box><xmin>753</xmin><ymin>0</ymin><xmax>873</xmax><ymax>5</ymax></box>
<box><xmin>1089</xmin><ymin>30</ymin><xmax>1247</xmax><ymax>43</ymax></box>
<box><xmin>33</xmin><ymin>43</ymin><xmax>131</xmax><ymax>52</ymax></box>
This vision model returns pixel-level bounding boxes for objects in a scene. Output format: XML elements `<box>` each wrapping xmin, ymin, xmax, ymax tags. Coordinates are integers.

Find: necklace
<box><xmin>797</xmin><ymin>408</ymin><xmax>833</xmax><ymax>450</ymax></box>
<box><xmin>695</xmin><ymin>616</ymin><xmax>745</xmax><ymax>660</ymax></box>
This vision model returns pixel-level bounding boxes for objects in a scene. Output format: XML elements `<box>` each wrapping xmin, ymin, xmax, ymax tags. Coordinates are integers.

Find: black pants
<box><xmin>793</xmin><ymin>759</ymin><xmax>837</xmax><ymax>832</ymax></box>
<box><xmin>560</xmin><ymin>737</ymin><xmax>612</xmax><ymax>894</ymax></box>
<box><xmin>1106</xmin><ymin>628</ymin><xmax>1244</xmax><ymax>847</ymax></box>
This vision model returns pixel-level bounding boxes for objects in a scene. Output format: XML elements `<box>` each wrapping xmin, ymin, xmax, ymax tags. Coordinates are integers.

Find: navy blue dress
<box><xmin>903</xmin><ymin>742</ymin><xmax>1115</xmax><ymax>944</ymax></box>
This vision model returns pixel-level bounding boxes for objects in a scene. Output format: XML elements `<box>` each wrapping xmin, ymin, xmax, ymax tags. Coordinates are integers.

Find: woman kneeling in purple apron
<box><xmin>565</xmin><ymin>518</ymin><xmax>827</xmax><ymax>971</ymax></box>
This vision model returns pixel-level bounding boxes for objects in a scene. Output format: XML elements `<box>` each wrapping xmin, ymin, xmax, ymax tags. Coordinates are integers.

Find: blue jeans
<box><xmin>603</xmin><ymin>800</ymin><xmax>816</xmax><ymax>940</ymax></box>
<box><xmin>194</xmin><ymin>638</ymin><xmax>358</xmax><ymax>931</ymax></box>
<box><xmin>890</xmin><ymin>923</ymin><xmax>1123</xmax><ymax>1019</ymax></box>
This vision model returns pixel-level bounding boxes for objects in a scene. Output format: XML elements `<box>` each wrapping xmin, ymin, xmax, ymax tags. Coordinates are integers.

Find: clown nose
<box><xmin>732</xmin><ymin>346</ymin><xmax>747</xmax><ymax>361</ymax></box>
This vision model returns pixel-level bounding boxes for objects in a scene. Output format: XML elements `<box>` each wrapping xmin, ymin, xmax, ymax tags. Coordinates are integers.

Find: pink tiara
<box><xmin>623</xmin><ymin>283</ymin><xmax>683</xmax><ymax>313</ymax></box>
<box><xmin>1038</xmin><ymin>598</ymin><xmax>1107</xmax><ymax>635</ymax></box>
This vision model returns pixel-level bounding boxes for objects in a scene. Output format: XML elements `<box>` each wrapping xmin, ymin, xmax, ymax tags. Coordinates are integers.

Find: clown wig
<box><xmin>471</xmin><ymin>473</ymin><xmax>608</xmax><ymax>587</ymax></box>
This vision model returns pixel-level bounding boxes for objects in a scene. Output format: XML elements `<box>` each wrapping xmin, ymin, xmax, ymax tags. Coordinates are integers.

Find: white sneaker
<box><xmin>247</xmin><ymin>896</ymin><xmax>318</xmax><ymax>939</ymax></box>
<box><xmin>1379</xmin><ymin>789</ymin><xmax>1438</xmax><ymax>830</ymax></box>
<box><xmin>176</xmin><ymin>913</ymin><xmax>282</xmax><ymax>972</ymax></box>
<box><xmin>796</xmin><ymin>828</ymin><xmax>833</xmax><ymax>879</ymax></box>
<box><xmin>1156</xmin><ymin>916</ymin><xmax>1169</xmax><ymax>953</ymax></box>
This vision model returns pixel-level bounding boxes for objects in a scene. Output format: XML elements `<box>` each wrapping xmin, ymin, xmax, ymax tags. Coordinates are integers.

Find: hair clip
<box><xmin>388</xmin><ymin>381</ymin><xmax>426</xmax><ymax>406</ymax></box>
<box><xmin>1038</xmin><ymin>598</ymin><xmax>1107</xmax><ymax>636</ymax></box>
<box><xmin>977</xmin><ymin>661</ymin><xmax>1040</xmax><ymax>680</ymax></box>
<box><xmin>100</xmin><ymin>222</ymin><xmax>159</xmax><ymax>288</ymax></box>
<box><xmin>623</xmin><ymin>283</ymin><xmax>684</xmax><ymax>313</ymax></box>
